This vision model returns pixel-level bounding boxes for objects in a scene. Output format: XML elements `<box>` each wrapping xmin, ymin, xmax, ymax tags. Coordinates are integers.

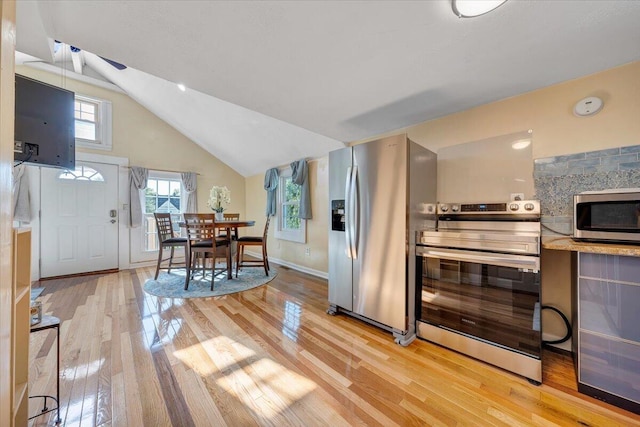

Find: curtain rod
<box><xmin>272</xmin><ymin>156</ymin><xmax>322</xmax><ymax>171</ymax></box>
<box><xmin>126</xmin><ymin>166</ymin><xmax>200</xmax><ymax>175</ymax></box>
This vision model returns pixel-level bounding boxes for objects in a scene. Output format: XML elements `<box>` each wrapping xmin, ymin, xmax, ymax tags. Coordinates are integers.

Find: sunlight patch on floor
<box><xmin>62</xmin><ymin>357</ymin><xmax>104</xmax><ymax>380</ymax></box>
<box><xmin>173</xmin><ymin>336</ymin><xmax>317</xmax><ymax>420</ymax></box>
<box><xmin>216</xmin><ymin>358</ymin><xmax>317</xmax><ymax>418</ymax></box>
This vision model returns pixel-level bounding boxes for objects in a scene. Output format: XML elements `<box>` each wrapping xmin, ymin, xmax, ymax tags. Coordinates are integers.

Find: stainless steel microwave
<box><xmin>574</xmin><ymin>189</ymin><xmax>640</xmax><ymax>243</ymax></box>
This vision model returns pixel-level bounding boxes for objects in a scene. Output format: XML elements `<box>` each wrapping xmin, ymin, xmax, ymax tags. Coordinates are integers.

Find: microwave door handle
<box><xmin>345</xmin><ymin>166</ymin><xmax>353</xmax><ymax>258</ymax></box>
<box><xmin>418</xmin><ymin>247</ymin><xmax>540</xmax><ymax>270</ymax></box>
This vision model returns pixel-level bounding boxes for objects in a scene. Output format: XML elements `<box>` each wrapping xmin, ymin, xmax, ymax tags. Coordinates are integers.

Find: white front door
<box><xmin>40</xmin><ymin>161</ymin><xmax>119</xmax><ymax>278</ymax></box>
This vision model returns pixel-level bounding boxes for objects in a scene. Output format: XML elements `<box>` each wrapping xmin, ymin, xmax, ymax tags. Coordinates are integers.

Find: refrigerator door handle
<box><xmin>351</xmin><ymin>165</ymin><xmax>359</xmax><ymax>259</ymax></box>
<box><xmin>345</xmin><ymin>166</ymin><xmax>353</xmax><ymax>258</ymax></box>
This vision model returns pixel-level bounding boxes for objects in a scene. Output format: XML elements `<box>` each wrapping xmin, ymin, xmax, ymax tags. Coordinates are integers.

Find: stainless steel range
<box><xmin>416</xmin><ymin>200</ymin><xmax>542</xmax><ymax>383</ymax></box>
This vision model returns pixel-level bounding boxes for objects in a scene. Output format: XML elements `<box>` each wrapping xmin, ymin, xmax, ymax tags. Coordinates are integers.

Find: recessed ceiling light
<box><xmin>512</xmin><ymin>139</ymin><xmax>531</xmax><ymax>150</ymax></box>
<box><xmin>452</xmin><ymin>0</ymin><xmax>508</xmax><ymax>18</ymax></box>
<box><xmin>177</xmin><ymin>83</ymin><xmax>186</xmax><ymax>92</ymax></box>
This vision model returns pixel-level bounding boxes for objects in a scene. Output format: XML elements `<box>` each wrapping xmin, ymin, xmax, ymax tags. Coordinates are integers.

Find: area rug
<box><xmin>143</xmin><ymin>268</ymin><xmax>277</xmax><ymax>299</ymax></box>
<box><xmin>31</xmin><ymin>287</ymin><xmax>45</xmax><ymax>300</ymax></box>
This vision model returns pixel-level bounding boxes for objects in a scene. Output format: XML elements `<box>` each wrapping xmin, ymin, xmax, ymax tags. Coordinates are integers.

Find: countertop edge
<box><xmin>542</xmin><ymin>237</ymin><xmax>640</xmax><ymax>256</ymax></box>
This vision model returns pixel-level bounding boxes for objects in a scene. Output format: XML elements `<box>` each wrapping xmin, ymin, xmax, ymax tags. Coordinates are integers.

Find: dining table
<box><xmin>180</xmin><ymin>218</ymin><xmax>255</xmax><ymax>280</ymax></box>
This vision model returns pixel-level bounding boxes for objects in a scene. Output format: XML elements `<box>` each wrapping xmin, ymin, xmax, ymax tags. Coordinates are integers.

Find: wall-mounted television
<box><xmin>14</xmin><ymin>74</ymin><xmax>75</xmax><ymax>169</ymax></box>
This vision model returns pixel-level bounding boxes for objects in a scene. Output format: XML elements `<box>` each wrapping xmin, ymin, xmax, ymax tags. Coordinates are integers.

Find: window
<box><xmin>142</xmin><ymin>172</ymin><xmax>184</xmax><ymax>251</ymax></box>
<box><xmin>74</xmin><ymin>94</ymin><xmax>112</xmax><ymax>151</ymax></box>
<box><xmin>274</xmin><ymin>171</ymin><xmax>306</xmax><ymax>243</ymax></box>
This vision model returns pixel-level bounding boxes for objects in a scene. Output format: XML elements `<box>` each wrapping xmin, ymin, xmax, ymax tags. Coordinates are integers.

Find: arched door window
<box><xmin>58</xmin><ymin>165</ymin><xmax>105</xmax><ymax>181</ymax></box>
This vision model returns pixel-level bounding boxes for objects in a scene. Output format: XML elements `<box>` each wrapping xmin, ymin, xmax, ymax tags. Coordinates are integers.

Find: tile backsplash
<box><xmin>534</xmin><ymin>144</ymin><xmax>640</xmax><ymax>235</ymax></box>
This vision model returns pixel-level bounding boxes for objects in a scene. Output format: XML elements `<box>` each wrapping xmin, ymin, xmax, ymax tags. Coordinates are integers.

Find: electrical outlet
<box><xmin>14</xmin><ymin>141</ymin><xmax>23</xmax><ymax>153</ymax></box>
<box><xmin>510</xmin><ymin>193</ymin><xmax>524</xmax><ymax>201</ymax></box>
<box><xmin>304</xmin><ymin>247</ymin><xmax>310</xmax><ymax>256</ymax></box>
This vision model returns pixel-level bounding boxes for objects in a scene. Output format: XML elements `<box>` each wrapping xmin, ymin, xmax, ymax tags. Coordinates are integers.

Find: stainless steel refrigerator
<box><xmin>328</xmin><ymin>134</ymin><xmax>437</xmax><ymax>345</ymax></box>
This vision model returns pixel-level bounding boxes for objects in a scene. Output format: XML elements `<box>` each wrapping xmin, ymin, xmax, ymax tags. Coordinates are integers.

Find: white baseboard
<box><xmin>138</xmin><ymin>252</ymin><xmax>329</xmax><ymax>281</ymax></box>
<box><xmin>244</xmin><ymin>250</ymin><xmax>328</xmax><ymax>280</ymax></box>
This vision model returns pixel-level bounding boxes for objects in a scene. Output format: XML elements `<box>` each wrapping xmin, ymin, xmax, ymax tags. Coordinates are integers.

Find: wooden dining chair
<box><xmin>183</xmin><ymin>213</ymin><xmax>231</xmax><ymax>290</ymax></box>
<box><xmin>153</xmin><ymin>213</ymin><xmax>188</xmax><ymax>280</ymax></box>
<box><xmin>235</xmin><ymin>216</ymin><xmax>271</xmax><ymax>277</ymax></box>
<box><xmin>217</xmin><ymin>212</ymin><xmax>240</xmax><ymax>239</ymax></box>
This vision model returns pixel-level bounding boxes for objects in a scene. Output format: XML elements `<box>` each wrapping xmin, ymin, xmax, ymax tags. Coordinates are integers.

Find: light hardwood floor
<box><xmin>28</xmin><ymin>265</ymin><xmax>640</xmax><ymax>426</ymax></box>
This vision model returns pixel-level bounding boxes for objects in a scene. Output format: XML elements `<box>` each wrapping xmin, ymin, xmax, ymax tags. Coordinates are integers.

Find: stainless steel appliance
<box><xmin>328</xmin><ymin>134</ymin><xmax>437</xmax><ymax>345</ymax></box>
<box><xmin>416</xmin><ymin>200</ymin><xmax>542</xmax><ymax>382</ymax></box>
<box><xmin>574</xmin><ymin>189</ymin><xmax>640</xmax><ymax>243</ymax></box>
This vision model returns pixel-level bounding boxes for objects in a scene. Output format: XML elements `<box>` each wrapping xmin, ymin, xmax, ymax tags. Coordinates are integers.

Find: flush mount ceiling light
<box><xmin>511</xmin><ymin>139</ymin><xmax>531</xmax><ymax>150</ymax></box>
<box><xmin>177</xmin><ymin>83</ymin><xmax>186</xmax><ymax>92</ymax></box>
<box><xmin>452</xmin><ymin>0</ymin><xmax>508</xmax><ymax>18</ymax></box>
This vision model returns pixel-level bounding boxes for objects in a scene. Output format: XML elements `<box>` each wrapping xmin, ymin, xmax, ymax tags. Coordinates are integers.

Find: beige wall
<box><xmin>370</xmin><ymin>60</ymin><xmax>640</xmax><ymax>157</ymax></box>
<box><xmin>245</xmin><ymin>159</ymin><xmax>329</xmax><ymax>274</ymax></box>
<box><xmin>15</xmin><ymin>66</ymin><xmax>246</xmax><ymax>215</ymax></box>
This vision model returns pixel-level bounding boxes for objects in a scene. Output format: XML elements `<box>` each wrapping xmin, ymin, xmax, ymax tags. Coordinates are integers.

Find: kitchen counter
<box><xmin>542</xmin><ymin>236</ymin><xmax>640</xmax><ymax>257</ymax></box>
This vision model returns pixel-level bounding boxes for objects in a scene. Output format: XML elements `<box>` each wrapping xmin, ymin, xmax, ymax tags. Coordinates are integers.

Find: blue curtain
<box><xmin>290</xmin><ymin>159</ymin><xmax>311</xmax><ymax>219</ymax></box>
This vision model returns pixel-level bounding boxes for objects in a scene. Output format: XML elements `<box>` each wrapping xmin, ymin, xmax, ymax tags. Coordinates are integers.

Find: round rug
<box><xmin>143</xmin><ymin>268</ymin><xmax>277</xmax><ymax>298</ymax></box>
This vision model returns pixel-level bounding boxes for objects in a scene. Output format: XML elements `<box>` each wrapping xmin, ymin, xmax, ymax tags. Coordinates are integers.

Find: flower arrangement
<box><xmin>207</xmin><ymin>185</ymin><xmax>231</xmax><ymax>213</ymax></box>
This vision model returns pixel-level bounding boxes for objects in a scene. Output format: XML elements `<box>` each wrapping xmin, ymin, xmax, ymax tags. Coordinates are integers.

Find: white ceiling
<box><xmin>15</xmin><ymin>1</ymin><xmax>640</xmax><ymax>176</ymax></box>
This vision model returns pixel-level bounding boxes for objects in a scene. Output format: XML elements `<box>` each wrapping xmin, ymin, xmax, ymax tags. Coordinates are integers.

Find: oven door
<box><xmin>416</xmin><ymin>246</ymin><xmax>541</xmax><ymax>358</ymax></box>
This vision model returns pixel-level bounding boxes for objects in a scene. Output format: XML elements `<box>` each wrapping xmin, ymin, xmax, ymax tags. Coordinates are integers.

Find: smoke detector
<box><xmin>574</xmin><ymin>97</ymin><xmax>603</xmax><ymax>117</ymax></box>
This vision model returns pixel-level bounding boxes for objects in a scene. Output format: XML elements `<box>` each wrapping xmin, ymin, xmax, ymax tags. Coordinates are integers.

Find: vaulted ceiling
<box><xmin>15</xmin><ymin>1</ymin><xmax>640</xmax><ymax>176</ymax></box>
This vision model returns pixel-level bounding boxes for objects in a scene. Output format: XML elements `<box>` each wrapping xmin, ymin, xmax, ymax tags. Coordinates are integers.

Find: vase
<box><xmin>215</xmin><ymin>212</ymin><xmax>224</xmax><ymax>221</ymax></box>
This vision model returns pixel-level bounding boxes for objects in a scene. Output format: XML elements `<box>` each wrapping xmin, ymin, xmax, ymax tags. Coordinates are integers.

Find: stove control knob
<box><xmin>451</xmin><ymin>204</ymin><xmax>460</xmax><ymax>213</ymax></box>
<box><xmin>524</xmin><ymin>203</ymin><xmax>535</xmax><ymax>211</ymax></box>
<box><xmin>440</xmin><ymin>204</ymin><xmax>449</xmax><ymax>213</ymax></box>
<box><xmin>509</xmin><ymin>203</ymin><xmax>520</xmax><ymax>211</ymax></box>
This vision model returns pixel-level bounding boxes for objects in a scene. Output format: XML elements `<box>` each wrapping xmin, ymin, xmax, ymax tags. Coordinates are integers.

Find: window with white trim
<box><xmin>142</xmin><ymin>171</ymin><xmax>184</xmax><ymax>251</ymax></box>
<box><xmin>74</xmin><ymin>94</ymin><xmax>112</xmax><ymax>151</ymax></box>
<box><xmin>274</xmin><ymin>171</ymin><xmax>306</xmax><ymax>243</ymax></box>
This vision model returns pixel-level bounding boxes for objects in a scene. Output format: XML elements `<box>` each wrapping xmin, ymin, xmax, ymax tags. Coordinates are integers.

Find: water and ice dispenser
<box><xmin>331</xmin><ymin>200</ymin><xmax>345</xmax><ymax>231</ymax></box>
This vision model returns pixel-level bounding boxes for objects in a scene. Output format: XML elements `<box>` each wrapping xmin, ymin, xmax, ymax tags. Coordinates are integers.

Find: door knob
<box><xmin>110</xmin><ymin>219</ymin><xmax>116</xmax><ymax>224</ymax></box>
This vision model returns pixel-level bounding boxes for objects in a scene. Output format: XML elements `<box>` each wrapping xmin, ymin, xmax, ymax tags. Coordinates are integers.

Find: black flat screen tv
<box><xmin>14</xmin><ymin>74</ymin><xmax>75</xmax><ymax>169</ymax></box>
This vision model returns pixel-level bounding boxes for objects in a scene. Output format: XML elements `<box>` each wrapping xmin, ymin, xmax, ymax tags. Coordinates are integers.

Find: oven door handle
<box><xmin>416</xmin><ymin>247</ymin><xmax>540</xmax><ymax>271</ymax></box>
